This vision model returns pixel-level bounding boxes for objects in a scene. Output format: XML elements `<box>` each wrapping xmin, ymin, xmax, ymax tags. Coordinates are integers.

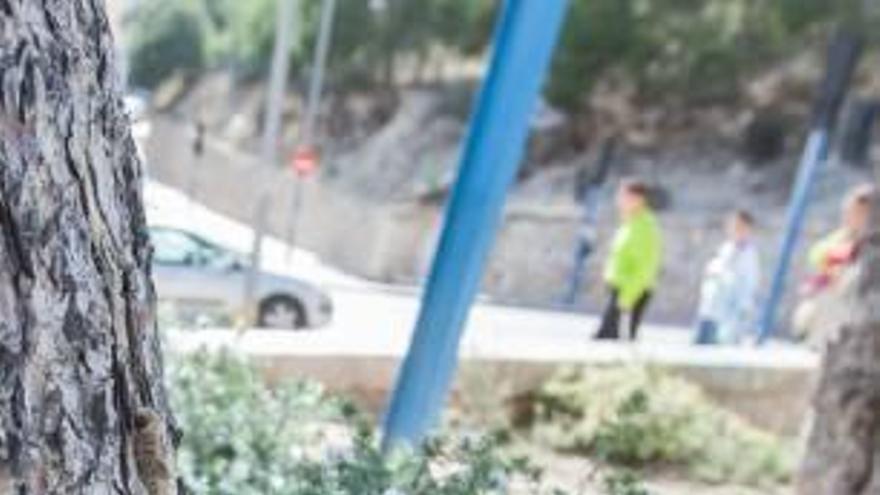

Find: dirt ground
<box><xmin>527</xmin><ymin>448</ymin><xmax>791</xmax><ymax>495</ymax></box>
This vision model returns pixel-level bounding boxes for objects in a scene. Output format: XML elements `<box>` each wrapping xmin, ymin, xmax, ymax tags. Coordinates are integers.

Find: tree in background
<box><xmin>0</xmin><ymin>1</ymin><xmax>176</xmax><ymax>493</ymax></box>
<box><xmin>430</xmin><ymin>0</ymin><xmax>497</xmax><ymax>57</ymax></box>
<box><xmin>300</xmin><ymin>0</ymin><xmax>383</xmax><ymax>91</ymax></box>
<box><xmin>124</xmin><ymin>0</ymin><xmax>876</xmax><ymax>112</ymax></box>
<box><xmin>546</xmin><ymin>0</ymin><xmax>870</xmax><ymax>112</ymax></box>
<box><xmin>546</xmin><ymin>0</ymin><xmax>639</xmax><ymax>110</ymax></box>
<box><xmin>202</xmin><ymin>0</ymin><xmax>283</xmax><ymax>80</ymax></box>
<box><xmin>128</xmin><ymin>0</ymin><xmax>206</xmax><ymax>89</ymax></box>
<box><xmin>126</xmin><ymin>0</ymin><xmax>497</xmax><ymax>92</ymax></box>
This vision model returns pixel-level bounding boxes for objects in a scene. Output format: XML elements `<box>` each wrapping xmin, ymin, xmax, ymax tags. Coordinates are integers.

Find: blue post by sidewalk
<box><xmin>757</xmin><ymin>32</ymin><xmax>862</xmax><ymax>343</ymax></box>
<box><xmin>382</xmin><ymin>0</ymin><xmax>570</xmax><ymax>449</ymax></box>
<box><xmin>757</xmin><ymin>130</ymin><xmax>830</xmax><ymax>342</ymax></box>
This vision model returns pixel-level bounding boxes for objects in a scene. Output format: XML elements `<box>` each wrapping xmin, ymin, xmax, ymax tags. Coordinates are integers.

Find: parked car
<box><xmin>149</xmin><ymin>226</ymin><xmax>332</xmax><ymax>329</ymax></box>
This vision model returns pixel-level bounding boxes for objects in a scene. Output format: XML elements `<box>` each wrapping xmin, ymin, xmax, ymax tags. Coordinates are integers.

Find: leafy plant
<box><xmin>602</xmin><ymin>470</ymin><xmax>651</xmax><ymax>495</ymax></box>
<box><xmin>170</xmin><ymin>349</ymin><xmax>354</xmax><ymax>494</ymax></box>
<box><xmin>532</xmin><ymin>366</ymin><xmax>793</xmax><ymax>486</ymax></box>
<box><xmin>170</xmin><ymin>349</ymin><xmax>568</xmax><ymax>494</ymax></box>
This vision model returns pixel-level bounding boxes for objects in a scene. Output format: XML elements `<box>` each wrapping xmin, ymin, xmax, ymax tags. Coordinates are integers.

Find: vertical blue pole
<box><xmin>382</xmin><ymin>0</ymin><xmax>569</xmax><ymax>449</ymax></box>
<box><xmin>757</xmin><ymin>130</ymin><xmax>830</xmax><ymax>342</ymax></box>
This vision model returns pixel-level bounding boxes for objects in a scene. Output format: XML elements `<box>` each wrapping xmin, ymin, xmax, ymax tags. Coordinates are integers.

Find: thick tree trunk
<box><xmin>0</xmin><ymin>1</ymin><xmax>175</xmax><ymax>494</ymax></box>
<box><xmin>798</xmin><ymin>176</ymin><xmax>880</xmax><ymax>494</ymax></box>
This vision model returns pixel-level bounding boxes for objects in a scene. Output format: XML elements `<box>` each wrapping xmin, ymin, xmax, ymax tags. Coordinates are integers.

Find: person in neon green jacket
<box><xmin>595</xmin><ymin>178</ymin><xmax>662</xmax><ymax>340</ymax></box>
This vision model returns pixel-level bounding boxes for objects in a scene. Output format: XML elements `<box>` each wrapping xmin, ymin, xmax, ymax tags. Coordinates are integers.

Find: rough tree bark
<box><xmin>798</xmin><ymin>170</ymin><xmax>880</xmax><ymax>494</ymax></box>
<box><xmin>0</xmin><ymin>1</ymin><xmax>176</xmax><ymax>494</ymax></box>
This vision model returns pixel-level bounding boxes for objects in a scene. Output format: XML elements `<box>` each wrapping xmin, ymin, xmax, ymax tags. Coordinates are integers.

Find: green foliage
<box><xmin>317</xmin><ymin>0</ymin><xmax>496</xmax><ymax>89</ymax></box>
<box><xmin>546</xmin><ymin>0</ymin><xmax>641</xmax><ymax>109</ymax></box>
<box><xmin>602</xmin><ymin>470</ymin><xmax>651</xmax><ymax>495</ymax></box>
<box><xmin>546</xmin><ymin>0</ymin><xmax>873</xmax><ymax>110</ymax></box>
<box><xmin>775</xmin><ymin>0</ymin><xmax>861</xmax><ymax>33</ymax></box>
<box><xmin>533</xmin><ymin>366</ymin><xmax>793</xmax><ymax>487</ymax></box>
<box><xmin>126</xmin><ymin>0</ymin><xmax>876</xmax><ymax>109</ymax></box>
<box><xmin>430</xmin><ymin>0</ymin><xmax>498</xmax><ymax>56</ymax></box>
<box><xmin>300</xmin><ymin>0</ymin><xmax>383</xmax><ymax>91</ymax></box>
<box><xmin>292</xmin><ymin>432</ymin><xmax>553</xmax><ymax>495</ymax></box>
<box><xmin>211</xmin><ymin>0</ymin><xmax>282</xmax><ymax>78</ymax></box>
<box><xmin>171</xmin><ymin>350</ymin><xmax>353</xmax><ymax>494</ymax></box>
<box><xmin>127</xmin><ymin>0</ymin><xmax>206</xmax><ymax>89</ymax></box>
<box><xmin>171</xmin><ymin>350</ymin><xmax>566</xmax><ymax>494</ymax></box>
<box><xmin>126</xmin><ymin>0</ymin><xmax>497</xmax><ymax>90</ymax></box>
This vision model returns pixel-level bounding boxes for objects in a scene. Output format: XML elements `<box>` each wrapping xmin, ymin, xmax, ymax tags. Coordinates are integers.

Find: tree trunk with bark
<box><xmin>0</xmin><ymin>1</ymin><xmax>176</xmax><ymax>494</ymax></box>
<box><xmin>798</xmin><ymin>173</ymin><xmax>880</xmax><ymax>494</ymax></box>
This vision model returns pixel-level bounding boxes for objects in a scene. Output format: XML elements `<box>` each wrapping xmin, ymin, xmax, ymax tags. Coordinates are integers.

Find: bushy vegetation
<box><xmin>127</xmin><ymin>0</ymin><xmax>206</xmax><ymax>89</ymax></box>
<box><xmin>171</xmin><ymin>350</ymin><xmax>573</xmax><ymax>494</ymax></box>
<box><xmin>126</xmin><ymin>0</ymin><xmax>497</xmax><ymax>90</ymax></box>
<box><xmin>126</xmin><ymin>0</ymin><xmax>874</xmax><ymax>108</ymax></box>
<box><xmin>532</xmin><ymin>366</ymin><xmax>793</xmax><ymax>487</ymax></box>
<box><xmin>602</xmin><ymin>470</ymin><xmax>651</xmax><ymax>495</ymax></box>
<box><xmin>545</xmin><ymin>0</ymin><xmax>870</xmax><ymax>109</ymax></box>
<box><xmin>171</xmin><ymin>350</ymin><xmax>349</xmax><ymax>493</ymax></box>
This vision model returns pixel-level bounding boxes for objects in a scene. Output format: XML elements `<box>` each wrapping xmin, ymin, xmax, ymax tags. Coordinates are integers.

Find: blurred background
<box><xmin>100</xmin><ymin>1</ymin><xmax>880</xmax><ymax>493</ymax></box>
<box><xmin>109</xmin><ymin>0</ymin><xmax>880</xmax><ymax>323</ymax></box>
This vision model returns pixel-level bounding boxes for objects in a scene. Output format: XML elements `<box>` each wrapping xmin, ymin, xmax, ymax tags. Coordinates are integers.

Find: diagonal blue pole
<box><xmin>382</xmin><ymin>0</ymin><xmax>569</xmax><ymax>450</ymax></box>
<box><xmin>757</xmin><ymin>130</ymin><xmax>830</xmax><ymax>342</ymax></box>
<box><xmin>757</xmin><ymin>32</ymin><xmax>862</xmax><ymax>343</ymax></box>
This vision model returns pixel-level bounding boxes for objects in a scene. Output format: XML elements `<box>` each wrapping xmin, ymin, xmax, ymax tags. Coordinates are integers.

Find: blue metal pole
<box><xmin>757</xmin><ymin>32</ymin><xmax>862</xmax><ymax>343</ymax></box>
<box><xmin>757</xmin><ymin>130</ymin><xmax>830</xmax><ymax>342</ymax></box>
<box><xmin>382</xmin><ymin>0</ymin><xmax>569</xmax><ymax>450</ymax></box>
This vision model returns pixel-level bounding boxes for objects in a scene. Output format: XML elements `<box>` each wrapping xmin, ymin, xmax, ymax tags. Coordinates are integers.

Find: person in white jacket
<box><xmin>694</xmin><ymin>210</ymin><xmax>761</xmax><ymax>345</ymax></box>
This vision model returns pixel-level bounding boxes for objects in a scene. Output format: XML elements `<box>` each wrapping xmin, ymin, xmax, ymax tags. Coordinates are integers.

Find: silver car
<box><xmin>150</xmin><ymin>226</ymin><xmax>332</xmax><ymax>329</ymax></box>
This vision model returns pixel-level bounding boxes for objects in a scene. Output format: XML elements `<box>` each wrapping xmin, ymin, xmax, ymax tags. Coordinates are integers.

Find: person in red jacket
<box><xmin>805</xmin><ymin>184</ymin><xmax>874</xmax><ymax>294</ymax></box>
<box><xmin>794</xmin><ymin>184</ymin><xmax>875</xmax><ymax>343</ymax></box>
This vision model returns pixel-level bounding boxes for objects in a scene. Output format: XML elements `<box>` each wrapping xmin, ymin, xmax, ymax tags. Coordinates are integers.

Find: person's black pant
<box><xmin>595</xmin><ymin>288</ymin><xmax>652</xmax><ymax>340</ymax></box>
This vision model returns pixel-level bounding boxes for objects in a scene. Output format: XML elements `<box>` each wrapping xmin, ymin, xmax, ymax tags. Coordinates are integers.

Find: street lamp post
<box><xmin>244</xmin><ymin>0</ymin><xmax>299</xmax><ymax>327</ymax></box>
<box><xmin>285</xmin><ymin>0</ymin><xmax>338</xmax><ymax>262</ymax></box>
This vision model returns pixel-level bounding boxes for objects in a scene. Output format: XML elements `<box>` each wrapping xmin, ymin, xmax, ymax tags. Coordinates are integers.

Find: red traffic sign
<box><xmin>291</xmin><ymin>146</ymin><xmax>319</xmax><ymax>176</ymax></box>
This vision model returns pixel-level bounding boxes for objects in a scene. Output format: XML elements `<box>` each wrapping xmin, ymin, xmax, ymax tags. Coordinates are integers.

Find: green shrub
<box><xmin>532</xmin><ymin>366</ymin><xmax>793</xmax><ymax>486</ymax></box>
<box><xmin>171</xmin><ymin>350</ymin><xmax>352</xmax><ymax>494</ymax></box>
<box><xmin>546</xmin><ymin>0</ymin><xmax>874</xmax><ymax>111</ymax></box>
<box><xmin>602</xmin><ymin>470</ymin><xmax>651</xmax><ymax>495</ymax></box>
<box><xmin>170</xmin><ymin>349</ymin><xmax>568</xmax><ymax>494</ymax></box>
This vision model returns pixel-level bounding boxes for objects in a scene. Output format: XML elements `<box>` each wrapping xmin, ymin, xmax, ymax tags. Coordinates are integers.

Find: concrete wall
<box><xmin>253</xmin><ymin>353</ymin><xmax>814</xmax><ymax>437</ymax></box>
<box><xmin>144</xmin><ymin>117</ymin><xmax>432</xmax><ymax>280</ymax></box>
